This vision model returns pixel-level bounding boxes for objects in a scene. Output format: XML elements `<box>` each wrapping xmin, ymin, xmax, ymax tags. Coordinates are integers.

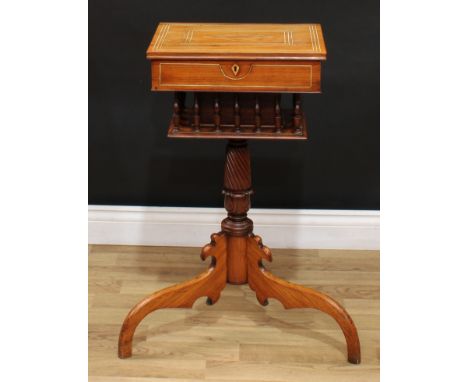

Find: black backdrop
<box><xmin>89</xmin><ymin>0</ymin><xmax>379</xmax><ymax>209</ymax></box>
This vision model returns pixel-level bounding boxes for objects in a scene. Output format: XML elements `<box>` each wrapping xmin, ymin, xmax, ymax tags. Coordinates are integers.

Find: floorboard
<box><xmin>89</xmin><ymin>245</ymin><xmax>379</xmax><ymax>382</ymax></box>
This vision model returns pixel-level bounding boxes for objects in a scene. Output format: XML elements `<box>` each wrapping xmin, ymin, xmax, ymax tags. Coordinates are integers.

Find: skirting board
<box><xmin>88</xmin><ymin>205</ymin><xmax>379</xmax><ymax>250</ymax></box>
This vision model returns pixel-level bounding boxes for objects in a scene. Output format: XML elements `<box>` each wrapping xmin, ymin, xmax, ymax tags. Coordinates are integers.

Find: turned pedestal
<box><xmin>118</xmin><ymin>22</ymin><xmax>361</xmax><ymax>364</ymax></box>
<box><xmin>118</xmin><ymin>137</ymin><xmax>361</xmax><ymax>363</ymax></box>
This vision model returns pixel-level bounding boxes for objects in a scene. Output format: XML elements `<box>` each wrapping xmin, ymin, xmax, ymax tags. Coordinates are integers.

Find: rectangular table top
<box><xmin>147</xmin><ymin>23</ymin><xmax>326</xmax><ymax>61</ymax></box>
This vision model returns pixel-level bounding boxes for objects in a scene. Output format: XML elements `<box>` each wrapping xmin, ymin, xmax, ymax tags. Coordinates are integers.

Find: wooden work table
<box><xmin>118</xmin><ymin>22</ymin><xmax>361</xmax><ymax>365</ymax></box>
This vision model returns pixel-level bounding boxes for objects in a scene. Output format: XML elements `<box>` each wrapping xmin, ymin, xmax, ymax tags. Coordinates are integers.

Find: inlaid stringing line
<box><xmin>159</xmin><ymin>24</ymin><xmax>171</xmax><ymax>49</ymax></box>
<box><xmin>153</xmin><ymin>23</ymin><xmax>168</xmax><ymax>49</ymax></box>
<box><xmin>155</xmin><ymin>24</ymin><xmax>171</xmax><ymax>50</ymax></box>
<box><xmin>160</xmin><ymin>24</ymin><xmax>171</xmax><ymax>48</ymax></box>
<box><xmin>154</xmin><ymin>25</ymin><xmax>321</xmax><ymax>51</ymax></box>
<box><xmin>308</xmin><ymin>25</ymin><xmax>313</xmax><ymax>51</ymax></box>
<box><xmin>219</xmin><ymin>65</ymin><xmax>253</xmax><ymax>80</ymax></box>
<box><xmin>308</xmin><ymin>25</ymin><xmax>318</xmax><ymax>52</ymax></box>
<box><xmin>159</xmin><ymin>63</ymin><xmax>313</xmax><ymax>88</ymax></box>
<box><xmin>312</xmin><ymin>24</ymin><xmax>321</xmax><ymax>52</ymax></box>
<box><xmin>184</xmin><ymin>30</ymin><xmax>194</xmax><ymax>44</ymax></box>
<box><xmin>154</xmin><ymin>23</ymin><xmax>169</xmax><ymax>49</ymax></box>
<box><xmin>177</xmin><ymin>29</ymin><xmax>291</xmax><ymax>46</ymax></box>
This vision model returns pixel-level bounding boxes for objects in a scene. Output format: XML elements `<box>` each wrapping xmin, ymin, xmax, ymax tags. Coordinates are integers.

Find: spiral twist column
<box><xmin>221</xmin><ymin>140</ymin><xmax>253</xmax><ymax>284</ymax></box>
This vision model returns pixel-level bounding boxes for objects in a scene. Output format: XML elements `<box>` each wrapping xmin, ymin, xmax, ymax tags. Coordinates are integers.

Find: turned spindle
<box><xmin>254</xmin><ymin>95</ymin><xmax>261</xmax><ymax>133</ymax></box>
<box><xmin>234</xmin><ymin>94</ymin><xmax>241</xmax><ymax>133</ymax></box>
<box><xmin>214</xmin><ymin>94</ymin><xmax>221</xmax><ymax>132</ymax></box>
<box><xmin>167</xmin><ymin>92</ymin><xmax>308</xmax><ymax>139</ymax></box>
<box><xmin>293</xmin><ymin>93</ymin><xmax>303</xmax><ymax>134</ymax></box>
<box><xmin>172</xmin><ymin>92</ymin><xmax>181</xmax><ymax>130</ymax></box>
<box><xmin>193</xmin><ymin>92</ymin><xmax>200</xmax><ymax>132</ymax></box>
<box><xmin>274</xmin><ymin>94</ymin><xmax>282</xmax><ymax>133</ymax></box>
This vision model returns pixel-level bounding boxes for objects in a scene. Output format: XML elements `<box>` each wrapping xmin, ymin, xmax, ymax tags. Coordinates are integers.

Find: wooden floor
<box><xmin>89</xmin><ymin>244</ymin><xmax>379</xmax><ymax>382</ymax></box>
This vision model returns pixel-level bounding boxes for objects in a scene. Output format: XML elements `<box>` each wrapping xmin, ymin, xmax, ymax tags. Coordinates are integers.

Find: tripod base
<box><xmin>118</xmin><ymin>232</ymin><xmax>361</xmax><ymax>364</ymax></box>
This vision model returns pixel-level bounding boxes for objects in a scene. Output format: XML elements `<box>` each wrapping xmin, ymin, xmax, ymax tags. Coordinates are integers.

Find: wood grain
<box><xmin>89</xmin><ymin>245</ymin><xmax>379</xmax><ymax>381</ymax></box>
<box><xmin>147</xmin><ymin>23</ymin><xmax>325</xmax><ymax>93</ymax></box>
<box><xmin>118</xmin><ymin>233</ymin><xmax>227</xmax><ymax>358</ymax></box>
<box><xmin>151</xmin><ymin>61</ymin><xmax>321</xmax><ymax>93</ymax></box>
<box><xmin>117</xmin><ymin>140</ymin><xmax>362</xmax><ymax>364</ymax></box>
<box><xmin>106</xmin><ymin>23</ymin><xmax>370</xmax><ymax>379</ymax></box>
<box><xmin>247</xmin><ymin>235</ymin><xmax>361</xmax><ymax>364</ymax></box>
<box><xmin>147</xmin><ymin>23</ymin><xmax>327</xmax><ymax>60</ymax></box>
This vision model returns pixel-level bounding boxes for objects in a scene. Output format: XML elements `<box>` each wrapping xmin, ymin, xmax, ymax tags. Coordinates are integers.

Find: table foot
<box><xmin>246</xmin><ymin>234</ymin><xmax>361</xmax><ymax>364</ymax></box>
<box><xmin>118</xmin><ymin>232</ymin><xmax>227</xmax><ymax>358</ymax></box>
